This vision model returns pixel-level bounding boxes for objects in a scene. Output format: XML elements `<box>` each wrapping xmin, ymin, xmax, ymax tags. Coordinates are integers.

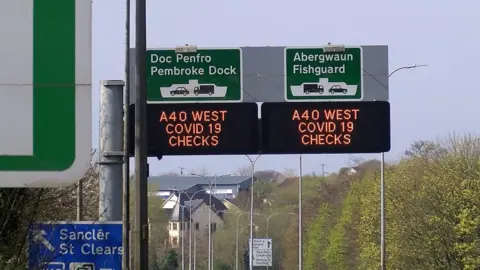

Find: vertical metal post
<box><xmin>246</xmin><ymin>155</ymin><xmax>261</xmax><ymax>270</ymax></box>
<box><xmin>194</xmin><ymin>232</ymin><xmax>197</xmax><ymax>270</ymax></box>
<box><xmin>182</xmin><ymin>206</ymin><xmax>185</xmax><ymax>270</ymax></box>
<box><xmin>189</xmin><ymin>201</ymin><xmax>193</xmax><ymax>270</ymax></box>
<box><xmin>99</xmin><ymin>80</ymin><xmax>125</xmax><ymax>221</ymax></box>
<box><xmin>77</xmin><ymin>180</ymin><xmax>83</xmax><ymax>221</ymax></box>
<box><xmin>380</xmin><ymin>152</ymin><xmax>386</xmax><ymax>270</ymax></box>
<box><xmin>298</xmin><ymin>155</ymin><xmax>303</xmax><ymax>270</ymax></box>
<box><xmin>122</xmin><ymin>0</ymin><xmax>131</xmax><ymax>267</ymax></box>
<box><xmin>319</xmin><ymin>163</ymin><xmax>326</xmax><ymax>178</ymax></box>
<box><xmin>208</xmin><ymin>182</ymin><xmax>212</xmax><ymax>270</ymax></box>
<box><xmin>235</xmin><ymin>219</ymin><xmax>239</xmax><ymax>270</ymax></box>
<box><xmin>134</xmin><ymin>0</ymin><xmax>149</xmax><ymax>266</ymax></box>
<box><xmin>249</xmin><ymin>163</ymin><xmax>255</xmax><ymax>270</ymax></box>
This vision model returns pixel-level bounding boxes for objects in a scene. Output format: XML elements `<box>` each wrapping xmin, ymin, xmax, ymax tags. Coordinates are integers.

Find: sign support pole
<box><xmin>298</xmin><ymin>155</ymin><xmax>303</xmax><ymax>270</ymax></box>
<box><xmin>246</xmin><ymin>155</ymin><xmax>261</xmax><ymax>270</ymax></box>
<box><xmin>134</xmin><ymin>0</ymin><xmax>149</xmax><ymax>267</ymax></box>
<box><xmin>99</xmin><ymin>81</ymin><xmax>125</xmax><ymax>221</ymax></box>
<box><xmin>122</xmin><ymin>0</ymin><xmax>131</xmax><ymax>266</ymax></box>
<box><xmin>77</xmin><ymin>180</ymin><xmax>83</xmax><ymax>221</ymax></box>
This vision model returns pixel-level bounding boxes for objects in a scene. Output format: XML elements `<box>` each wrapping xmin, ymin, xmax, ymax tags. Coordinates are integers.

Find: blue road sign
<box><xmin>28</xmin><ymin>221</ymin><xmax>122</xmax><ymax>270</ymax></box>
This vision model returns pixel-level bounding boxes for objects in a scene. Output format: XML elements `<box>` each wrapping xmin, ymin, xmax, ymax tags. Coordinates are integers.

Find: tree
<box><xmin>0</xmin><ymin>151</ymin><xmax>100</xmax><ymax>269</ymax></box>
<box><xmin>243</xmin><ymin>249</ymin><xmax>249</xmax><ymax>270</ymax></box>
<box><xmin>356</xmin><ymin>134</ymin><xmax>480</xmax><ymax>269</ymax></box>
<box><xmin>188</xmin><ymin>167</ymin><xmax>210</xmax><ymax>176</ymax></box>
<box><xmin>160</xmin><ymin>250</ymin><xmax>179</xmax><ymax>270</ymax></box>
<box><xmin>237</xmin><ymin>165</ymin><xmax>252</xmax><ymax>176</ymax></box>
<box><xmin>214</xmin><ymin>260</ymin><xmax>233</xmax><ymax>270</ymax></box>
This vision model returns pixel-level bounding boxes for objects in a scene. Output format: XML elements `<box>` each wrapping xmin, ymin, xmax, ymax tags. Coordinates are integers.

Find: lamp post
<box><xmin>172</xmin><ymin>188</ymin><xmax>208</xmax><ymax>270</ymax></box>
<box><xmin>380</xmin><ymin>64</ymin><xmax>428</xmax><ymax>270</ymax></box>
<box><xmin>180</xmin><ymin>204</ymin><xmax>186</xmax><ymax>270</ymax></box>
<box><xmin>245</xmin><ymin>155</ymin><xmax>261</xmax><ymax>270</ymax></box>
<box><xmin>235</xmin><ymin>212</ymin><xmax>248</xmax><ymax>270</ymax></box>
<box><xmin>235</xmin><ymin>212</ymin><xmax>263</xmax><ymax>270</ymax></box>
<box><xmin>210</xmin><ymin>209</ymin><xmax>230</xmax><ymax>270</ymax></box>
<box><xmin>191</xmin><ymin>207</ymin><xmax>207</xmax><ymax>270</ymax></box>
<box><xmin>191</xmin><ymin>173</ymin><xmax>233</xmax><ymax>270</ymax></box>
<box><xmin>299</xmin><ymin>155</ymin><xmax>303</xmax><ymax>270</ymax></box>
<box><xmin>265</xmin><ymin>212</ymin><xmax>295</xmax><ymax>270</ymax></box>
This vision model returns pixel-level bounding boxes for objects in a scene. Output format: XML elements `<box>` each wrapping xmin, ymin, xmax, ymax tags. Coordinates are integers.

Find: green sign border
<box><xmin>284</xmin><ymin>46</ymin><xmax>364</xmax><ymax>102</ymax></box>
<box><xmin>146</xmin><ymin>47</ymin><xmax>243</xmax><ymax>104</ymax></box>
<box><xmin>0</xmin><ymin>0</ymin><xmax>76</xmax><ymax>171</ymax></box>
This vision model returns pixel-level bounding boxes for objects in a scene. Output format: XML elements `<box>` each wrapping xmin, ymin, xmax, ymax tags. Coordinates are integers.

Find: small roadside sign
<box><xmin>250</xmin><ymin>238</ymin><xmax>272</xmax><ymax>266</ymax></box>
<box><xmin>147</xmin><ymin>48</ymin><xmax>243</xmax><ymax>103</ymax></box>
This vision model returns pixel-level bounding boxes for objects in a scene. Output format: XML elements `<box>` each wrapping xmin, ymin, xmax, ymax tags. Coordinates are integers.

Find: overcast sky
<box><xmin>91</xmin><ymin>0</ymin><xmax>480</xmax><ymax>176</ymax></box>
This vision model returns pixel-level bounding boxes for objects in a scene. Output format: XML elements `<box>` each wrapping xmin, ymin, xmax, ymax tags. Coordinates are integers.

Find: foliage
<box><xmin>214</xmin><ymin>260</ymin><xmax>233</xmax><ymax>270</ymax></box>
<box><xmin>2</xmin><ymin>133</ymin><xmax>480</xmax><ymax>269</ymax></box>
<box><xmin>160</xmin><ymin>250</ymin><xmax>179</xmax><ymax>270</ymax></box>
<box><xmin>0</xmin><ymin>151</ymin><xmax>99</xmax><ymax>269</ymax></box>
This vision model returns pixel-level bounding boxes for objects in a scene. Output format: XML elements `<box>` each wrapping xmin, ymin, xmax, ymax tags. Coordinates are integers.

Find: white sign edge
<box><xmin>0</xmin><ymin>0</ymin><xmax>92</xmax><ymax>188</ymax></box>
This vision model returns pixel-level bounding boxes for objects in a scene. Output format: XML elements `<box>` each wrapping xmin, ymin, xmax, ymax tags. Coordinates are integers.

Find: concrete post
<box><xmin>98</xmin><ymin>80</ymin><xmax>125</xmax><ymax>221</ymax></box>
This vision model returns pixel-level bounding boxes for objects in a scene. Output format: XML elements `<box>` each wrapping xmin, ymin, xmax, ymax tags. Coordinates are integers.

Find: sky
<box><xmin>92</xmin><ymin>0</ymin><xmax>480</xmax><ymax>177</ymax></box>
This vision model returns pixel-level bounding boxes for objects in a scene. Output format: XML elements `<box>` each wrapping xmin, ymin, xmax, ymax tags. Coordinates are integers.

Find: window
<box><xmin>195</xmin><ymin>222</ymin><xmax>199</xmax><ymax>230</ymax></box>
<box><xmin>172</xmin><ymin>237</ymin><xmax>178</xmax><ymax>245</ymax></box>
<box><xmin>210</xmin><ymin>222</ymin><xmax>217</xmax><ymax>233</ymax></box>
<box><xmin>180</xmin><ymin>223</ymin><xmax>183</xmax><ymax>230</ymax></box>
<box><xmin>173</xmin><ymin>223</ymin><xmax>177</xmax><ymax>230</ymax></box>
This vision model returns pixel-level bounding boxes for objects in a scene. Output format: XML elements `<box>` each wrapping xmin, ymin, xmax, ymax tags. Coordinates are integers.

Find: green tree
<box><xmin>161</xmin><ymin>250</ymin><xmax>179</xmax><ymax>270</ymax></box>
<box><xmin>214</xmin><ymin>260</ymin><xmax>233</xmax><ymax>270</ymax></box>
<box><xmin>356</xmin><ymin>134</ymin><xmax>480</xmax><ymax>269</ymax></box>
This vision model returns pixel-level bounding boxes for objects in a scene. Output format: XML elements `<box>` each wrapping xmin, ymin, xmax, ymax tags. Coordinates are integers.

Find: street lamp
<box><xmin>299</xmin><ymin>154</ymin><xmax>303</xmax><ymax>270</ymax></box>
<box><xmin>210</xmin><ymin>209</ymin><xmax>230</xmax><ymax>270</ymax></box>
<box><xmin>190</xmin><ymin>173</ymin><xmax>233</xmax><ymax>270</ymax></box>
<box><xmin>265</xmin><ymin>212</ymin><xmax>296</xmax><ymax>238</ymax></box>
<box><xmin>234</xmin><ymin>211</ymin><xmax>263</xmax><ymax>270</ymax></box>
<box><xmin>265</xmin><ymin>212</ymin><xmax>296</xmax><ymax>270</ymax></box>
<box><xmin>180</xmin><ymin>204</ymin><xmax>186</xmax><ymax>270</ymax></box>
<box><xmin>380</xmin><ymin>63</ymin><xmax>428</xmax><ymax>270</ymax></box>
<box><xmin>245</xmin><ymin>155</ymin><xmax>261</xmax><ymax>270</ymax></box>
<box><xmin>170</xmin><ymin>188</ymin><xmax>208</xmax><ymax>270</ymax></box>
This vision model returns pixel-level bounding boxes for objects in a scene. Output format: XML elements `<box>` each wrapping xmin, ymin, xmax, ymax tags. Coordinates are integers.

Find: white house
<box><xmin>162</xmin><ymin>191</ymin><xmax>227</xmax><ymax>248</ymax></box>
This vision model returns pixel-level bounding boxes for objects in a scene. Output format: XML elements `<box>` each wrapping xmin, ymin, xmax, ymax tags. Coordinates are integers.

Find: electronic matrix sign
<box><xmin>129</xmin><ymin>103</ymin><xmax>259</xmax><ymax>156</ymax></box>
<box><xmin>261</xmin><ymin>101</ymin><xmax>390</xmax><ymax>154</ymax></box>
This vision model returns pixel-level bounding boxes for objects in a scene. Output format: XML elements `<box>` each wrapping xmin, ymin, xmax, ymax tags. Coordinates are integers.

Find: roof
<box><xmin>168</xmin><ymin>191</ymin><xmax>228</xmax><ymax>221</ymax></box>
<box><xmin>148</xmin><ymin>175</ymin><xmax>253</xmax><ymax>191</ymax></box>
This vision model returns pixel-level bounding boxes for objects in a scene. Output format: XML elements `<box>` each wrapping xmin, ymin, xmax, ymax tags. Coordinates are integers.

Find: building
<box><xmin>162</xmin><ymin>191</ymin><xmax>228</xmax><ymax>248</ymax></box>
<box><xmin>148</xmin><ymin>175</ymin><xmax>255</xmax><ymax>200</ymax></box>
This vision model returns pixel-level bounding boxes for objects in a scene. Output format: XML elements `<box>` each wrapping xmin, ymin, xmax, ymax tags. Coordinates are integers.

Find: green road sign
<box><xmin>284</xmin><ymin>46</ymin><xmax>363</xmax><ymax>101</ymax></box>
<box><xmin>147</xmin><ymin>48</ymin><xmax>243</xmax><ymax>103</ymax></box>
<box><xmin>0</xmin><ymin>0</ymin><xmax>92</xmax><ymax>187</ymax></box>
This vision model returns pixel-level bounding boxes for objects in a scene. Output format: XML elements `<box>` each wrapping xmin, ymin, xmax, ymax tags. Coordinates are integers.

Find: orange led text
<box><xmin>159</xmin><ymin>110</ymin><xmax>228</xmax><ymax>148</ymax></box>
<box><xmin>291</xmin><ymin>108</ymin><xmax>359</xmax><ymax>146</ymax></box>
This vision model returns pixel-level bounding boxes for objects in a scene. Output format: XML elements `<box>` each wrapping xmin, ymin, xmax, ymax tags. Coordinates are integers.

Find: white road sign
<box><xmin>251</xmin><ymin>238</ymin><xmax>272</xmax><ymax>250</ymax></box>
<box><xmin>0</xmin><ymin>0</ymin><xmax>92</xmax><ymax>187</ymax></box>
<box><xmin>251</xmin><ymin>238</ymin><xmax>272</xmax><ymax>266</ymax></box>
